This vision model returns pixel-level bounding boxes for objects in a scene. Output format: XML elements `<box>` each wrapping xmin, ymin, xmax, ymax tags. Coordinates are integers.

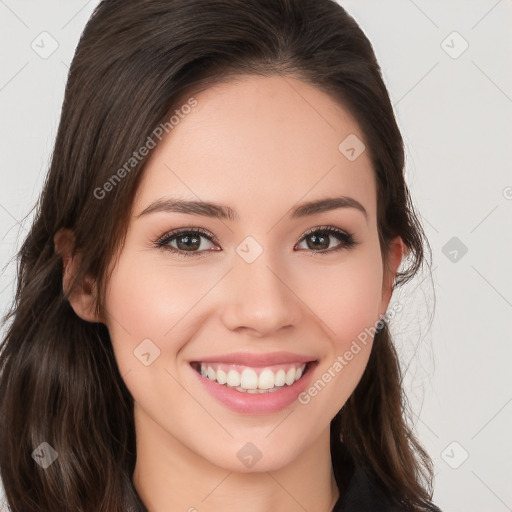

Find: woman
<box><xmin>0</xmin><ymin>0</ymin><xmax>442</xmax><ymax>511</ymax></box>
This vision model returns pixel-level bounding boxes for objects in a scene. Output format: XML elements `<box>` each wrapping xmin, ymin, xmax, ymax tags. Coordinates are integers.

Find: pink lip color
<box><xmin>191</xmin><ymin>361</ymin><xmax>317</xmax><ymax>414</ymax></box>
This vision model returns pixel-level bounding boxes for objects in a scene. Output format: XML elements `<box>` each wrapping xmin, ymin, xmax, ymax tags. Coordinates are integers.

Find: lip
<box><xmin>190</xmin><ymin>351</ymin><xmax>316</xmax><ymax>367</ymax></box>
<box><xmin>190</xmin><ymin>358</ymin><xmax>318</xmax><ymax>415</ymax></box>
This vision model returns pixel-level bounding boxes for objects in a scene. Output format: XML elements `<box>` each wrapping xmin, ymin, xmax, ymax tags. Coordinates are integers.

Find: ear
<box><xmin>379</xmin><ymin>236</ymin><xmax>405</xmax><ymax>315</ymax></box>
<box><xmin>54</xmin><ymin>228</ymin><xmax>103</xmax><ymax>323</ymax></box>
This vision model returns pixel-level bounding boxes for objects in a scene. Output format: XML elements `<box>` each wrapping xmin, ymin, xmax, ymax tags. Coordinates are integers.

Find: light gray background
<box><xmin>1</xmin><ymin>1</ymin><xmax>511</xmax><ymax>511</ymax></box>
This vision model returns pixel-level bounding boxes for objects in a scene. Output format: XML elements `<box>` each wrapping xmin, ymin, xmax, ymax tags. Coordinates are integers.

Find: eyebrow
<box><xmin>136</xmin><ymin>196</ymin><xmax>368</xmax><ymax>221</ymax></box>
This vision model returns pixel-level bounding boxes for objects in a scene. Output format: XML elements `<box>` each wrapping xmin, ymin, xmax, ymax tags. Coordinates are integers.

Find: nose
<box><xmin>219</xmin><ymin>248</ymin><xmax>302</xmax><ymax>337</ymax></box>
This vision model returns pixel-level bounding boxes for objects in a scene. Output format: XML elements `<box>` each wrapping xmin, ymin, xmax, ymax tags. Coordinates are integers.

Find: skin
<box><xmin>55</xmin><ymin>74</ymin><xmax>404</xmax><ymax>512</ymax></box>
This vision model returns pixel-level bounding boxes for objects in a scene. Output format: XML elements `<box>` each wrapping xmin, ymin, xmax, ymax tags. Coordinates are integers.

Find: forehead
<box><xmin>134</xmin><ymin>74</ymin><xmax>376</xmax><ymax>222</ymax></box>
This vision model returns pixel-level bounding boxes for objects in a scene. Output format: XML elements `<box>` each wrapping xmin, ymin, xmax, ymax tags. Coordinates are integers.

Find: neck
<box><xmin>132</xmin><ymin>404</ymin><xmax>340</xmax><ymax>512</ymax></box>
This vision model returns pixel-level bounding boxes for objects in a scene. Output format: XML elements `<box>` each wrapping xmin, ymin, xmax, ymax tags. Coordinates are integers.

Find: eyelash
<box><xmin>153</xmin><ymin>225</ymin><xmax>358</xmax><ymax>258</ymax></box>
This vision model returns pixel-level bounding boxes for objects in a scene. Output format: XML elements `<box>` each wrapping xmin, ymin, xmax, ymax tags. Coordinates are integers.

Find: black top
<box><xmin>333</xmin><ymin>465</ymin><xmax>407</xmax><ymax>511</ymax></box>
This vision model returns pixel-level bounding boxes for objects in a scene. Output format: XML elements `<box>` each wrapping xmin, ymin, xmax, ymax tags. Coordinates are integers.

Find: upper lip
<box><xmin>190</xmin><ymin>351</ymin><xmax>317</xmax><ymax>367</ymax></box>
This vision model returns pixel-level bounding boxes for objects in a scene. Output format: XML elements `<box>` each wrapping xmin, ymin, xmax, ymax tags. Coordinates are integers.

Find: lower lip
<box><xmin>191</xmin><ymin>362</ymin><xmax>317</xmax><ymax>414</ymax></box>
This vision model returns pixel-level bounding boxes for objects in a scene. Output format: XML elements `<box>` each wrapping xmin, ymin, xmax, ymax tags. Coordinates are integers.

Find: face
<box><xmin>100</xmin><ymin>74</ymin><xmax>400</xmax><ymax>472</ymax></box>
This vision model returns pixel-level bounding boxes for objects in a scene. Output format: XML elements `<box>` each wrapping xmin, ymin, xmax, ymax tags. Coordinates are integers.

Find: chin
<box><xmin>192</xmin><ymin>429</ymin><xmax>312</xmax><ymax>473</ymax></box>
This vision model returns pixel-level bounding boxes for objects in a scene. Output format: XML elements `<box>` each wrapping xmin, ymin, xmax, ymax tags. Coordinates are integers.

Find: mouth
<box><xmin>190</xmin><ymin>360</ymin><xmax>317</xmax><ymax>393</ymax></box>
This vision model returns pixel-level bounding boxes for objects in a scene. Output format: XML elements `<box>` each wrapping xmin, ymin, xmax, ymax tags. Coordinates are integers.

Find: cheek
<box><xmin>297</xmin><ymin>245</ymin><xmax>383</xmax><ymax>397</ymax></box>
<box><xmin>102</xmin><ymin>251</ymin><xmax>193</xmax><ymax>373</ymax></box>
<box><xmin>300</xmin><ymin>246</ymin><xmax>384</xmax><ymax>344</ymax></box>
<box><xmin>103</xmin><ymin>253</ymin><xmax>203</xmax><ymax>419</ymax></box>
<box><xmin>295</xmin><ymin>252</ymin><xmax>383</xmax><ymax>415</ymax></box>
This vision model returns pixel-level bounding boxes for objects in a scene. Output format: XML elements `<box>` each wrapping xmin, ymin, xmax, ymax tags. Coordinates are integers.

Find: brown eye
<box><xmin>172</xmin><ymin>232</ymin><xmax>202</xmax><ymax>251</ymax></box>
<box><xmin>296</xmin><ymin>226</ymin><xmax>357</xmax><ymax>254</ymax></box>
<box><xmin>155</xmin><ymin>228</ymin><xmax>219</xmax><ymax>256</ymax></box>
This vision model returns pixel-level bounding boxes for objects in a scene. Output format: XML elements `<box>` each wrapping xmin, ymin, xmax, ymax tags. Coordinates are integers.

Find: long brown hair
<box><xmin>0</xmin><ymin>1</ymin><xmax>439</xmax><ymax>510</ymax></box>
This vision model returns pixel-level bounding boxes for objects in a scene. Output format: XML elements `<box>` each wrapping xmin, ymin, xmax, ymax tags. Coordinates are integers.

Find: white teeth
<box><xmin>226</xmin><ymin>369</ymin><xmax>241</xmax><ymax>387</ymax></box>
<box><xmin>216</xmin><ymin>368</ymin><xmax>227</xmax><ymax>385</ymax></box>
<box><xmin>196</xmin><ymin>363</ymin><xmax>307</xmax><ymax>392</ymax></box>
<box><xmin>285</xmin><ymin>368</ymin><xmax>296</xmax><ymax>386</ymax></box>
<box><xmin>258</xmin><ymin>369</ymin><xmax>275</xmax><ymax>389</ymax></box>
<box><xmin>274</xmin><ymin>369</ymin><xmax>286</xmax><ymax>387</ymax></box>
<box><xmin>240</xmin><ymin>368</ymin><xmax>258</xmax><ymax>390</ymax></box>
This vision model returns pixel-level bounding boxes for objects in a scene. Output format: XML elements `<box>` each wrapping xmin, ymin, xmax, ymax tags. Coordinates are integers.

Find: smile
<box><xmin>189</xmin><ymin>354</ymin><xmax>318</xmax><ymax>414</ymax></box>
<box><xmin>191</xmin><ymin>361</ymin><xmax>311</xmax><ymax>393</ymax></box>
